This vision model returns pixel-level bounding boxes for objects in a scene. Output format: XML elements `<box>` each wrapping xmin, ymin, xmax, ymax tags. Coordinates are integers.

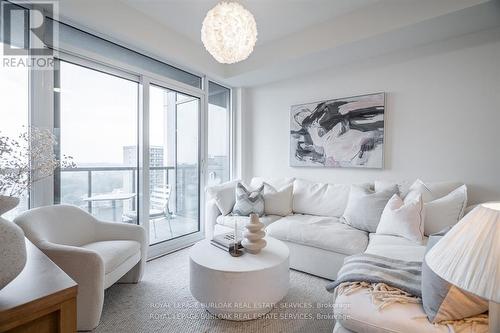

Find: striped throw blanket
<box><xmin>326</xmin><ymin>253</ymin><xmax>422</xmax><ymax>308</ymax></box>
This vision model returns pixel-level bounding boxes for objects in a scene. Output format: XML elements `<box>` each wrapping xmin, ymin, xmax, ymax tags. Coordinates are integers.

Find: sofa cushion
<box><xmin>406</xmin><ymin>179</ymin><xmax>464</xmax><ymax>201</ymax></box>
<box><xmin>266</xmin><ymin>214</ymin><xmax>368</xmax><ymax>255</ymax></box>
<box><xmin>216</xmin><ymin>214</ymin><xmax>281</xmax><ymax>230</ymax></box>
<box><xmin>365</xmin><ymin>234</ymin><xmax>428</xmax><ymax>262</ymax></box>
<box><xmin>334</xmin><ymin>289</ymin><xmax>487</xmax><ymax>333</ymax></box>
<box><xmin>406</xmin><ymin>180</ymin><xmax>467</xmax><ymax>235</ymax></box>
<box><xmin>375</xmin><ymin>180</ymin><xmax>463</xmax><ymax>201</ymax></box>
<box><xmin>343</xmin><ymin>184</ymin><xmax>398</xmax><ymax>233</ymax></box>
<box><xmin>250</xmin><ymin>177</ymin><xmax>295</xmax><ymax>190</ymax></box>
<box><xmin>206</xmin><ymin>180</ymin><xmax>240</xmax><ymax>215</ymax></box>
<box><xmin>82</xmin><ymin>240</ymin><xmax>141</xmax><ymax>274</ymax></box>
<box><xmin>292</xmin><ymin>179</ymin><xmax>351</xmax><ymax>217</ymax></box>
<box><xmin>375</xmin><ymin>180</ymin><xmax>411</xmax><ymax>198</ymax></box>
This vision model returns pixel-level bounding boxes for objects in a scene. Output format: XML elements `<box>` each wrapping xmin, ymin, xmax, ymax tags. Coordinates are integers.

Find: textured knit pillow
<box><xmin>342</xmin><ymin>184</ymin><xmax>398</xmax><ymax>232</ymax></box>
<box><xmin>232</xmin><ymin>183</ymin><xmax>265</xmax><ymax>216</ymax></box>
<box><xmin>376</xmin><ymin>194</ymin><xmax>424</xmax><ymax>242</ymax></box>
<box><xmin>422</xmin><ymin>227</ymin><xmax>488</xmax><ymax>323</ymax></box>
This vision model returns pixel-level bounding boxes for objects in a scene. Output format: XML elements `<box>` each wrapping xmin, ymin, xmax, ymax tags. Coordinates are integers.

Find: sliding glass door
<box><xmin>54</xmin><ymin>57</ymin><xmax>205</xmax><ymax>254</ymax></box>
<box><xmin>148</xmin><ymin>84</ymin><xmax>200</xmax><ymax>245</ymax></box>
<box><xmin>54</xmin><ymin>60</ymin><xmax>140</xmax><ymax>223</ymax></box>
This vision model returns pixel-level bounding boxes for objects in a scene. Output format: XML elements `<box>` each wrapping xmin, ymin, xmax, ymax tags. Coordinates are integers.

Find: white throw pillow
<box><xmin>405</xmin><ymin>180</ymin><xmax>467</xmax><ymax>235</ymax></box>
<box><xmin>342</xmin><ymin>184</ymin><xmax>398</xmax><ymax>233</ymax></box>
<box><xmin>263</xmin><ymin>183</ymin><xmax>293</xmax><ymax>217</ymax></box>
<box><xmin>376</xmin><ymin>194</ymin><xmax>424</xmax><ymax>243</ymax></box>
<box><xmin>206</xmin><ymin>180</ymin><xmax>240</xmax><ymax>216</ymax></box>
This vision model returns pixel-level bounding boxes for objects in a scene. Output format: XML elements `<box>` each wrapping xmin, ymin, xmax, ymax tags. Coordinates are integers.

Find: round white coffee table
<box><xmin>189</xmin><ymin>236</ymin><xmax>290</xmax><ymax>321</ymax></box>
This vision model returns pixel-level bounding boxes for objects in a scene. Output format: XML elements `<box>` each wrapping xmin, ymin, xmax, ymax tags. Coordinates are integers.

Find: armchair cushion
<box><xmin>81</xmin><ymin>240</ymin><xmax>140</xmax><ymax>274</ymax></box>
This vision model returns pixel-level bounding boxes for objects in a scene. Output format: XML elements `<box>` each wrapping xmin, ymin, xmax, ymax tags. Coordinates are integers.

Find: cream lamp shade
<box><xmin>425</xmin><ymin>202</ymin><xmax>500</xmax><ymax>303</ymax></box>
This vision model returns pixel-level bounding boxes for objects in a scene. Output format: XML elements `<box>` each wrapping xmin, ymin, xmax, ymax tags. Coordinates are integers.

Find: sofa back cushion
<box><xmin>375</xmin><ymin>180</ymin><xmax>464</xmax><ymax>201</ymax></box>
<box><xmin>405</xmin><ymin>180</ymin><xmax>467</xmax><ymax>235</ymax></box>
<box><xmin>292</xmin><ymin>179</ymin><xmax>351</xmax><ymax>217</ymax></box>
<box><xmin>250</xmin><ymin>177</ymin><xmax>295</xmax><ymax>190</ymax></box>
<box><xmin>374</xmin><ymin>180</ymin><xmax>410</xmax><ymax>197</ymax></box>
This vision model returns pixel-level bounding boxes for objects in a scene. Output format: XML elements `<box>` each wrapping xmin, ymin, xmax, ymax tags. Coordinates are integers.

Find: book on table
<box><xmin>211</xmin><ymin>232</ymin><xmax>243</xmax><ymax>251</ymax></box>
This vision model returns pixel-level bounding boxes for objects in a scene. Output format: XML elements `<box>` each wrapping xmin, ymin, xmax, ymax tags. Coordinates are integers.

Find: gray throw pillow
<box><xmin>342</xmin><ymin>184</ymin><xmax>398</xmax><ymax>232</ymax></box>
<box><xmin>422</xmin><ymin>227</ymin><xmax>488</xmax><ymax>323</ymax></box>
<box><xmin>232</xmin><ymin>183</ymin><xmax>265</xmax><ymax>217</ymax></box>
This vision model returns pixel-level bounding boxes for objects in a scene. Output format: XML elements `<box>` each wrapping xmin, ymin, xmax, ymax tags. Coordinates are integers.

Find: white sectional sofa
<box><xmin>205</xmin><ymin>177</ymin><xmax>487</xmax><ymax>333</ymax></box>
<box><xmin>205</xmin><ymin>177</ymin><xmax>463</xmax><ymax>280</ymax></box>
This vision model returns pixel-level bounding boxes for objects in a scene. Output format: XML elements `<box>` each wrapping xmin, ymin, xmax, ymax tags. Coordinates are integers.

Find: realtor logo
<box><xmin>1</xmin><ymin>1</ymin><xmax>57</xmax><ymax>69</ymax></box>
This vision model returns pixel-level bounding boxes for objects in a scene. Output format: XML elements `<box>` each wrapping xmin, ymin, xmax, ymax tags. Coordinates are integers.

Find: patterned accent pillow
<box><xmin>232</xmin><ymin>183</ymin><xmax>265</xmax><ymax>216</ymax></box>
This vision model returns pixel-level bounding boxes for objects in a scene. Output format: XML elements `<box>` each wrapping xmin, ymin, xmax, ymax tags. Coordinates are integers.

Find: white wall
<box><xmin>243</xmin><ymin>28</ymin><xmax>500</xmax><ymax>205</ymax></box>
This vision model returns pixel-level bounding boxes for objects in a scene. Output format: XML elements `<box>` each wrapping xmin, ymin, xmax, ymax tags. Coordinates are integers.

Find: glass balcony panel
<box><xmin>208</xmin><ymin>82</ymin><xmax>231</xmax><ymax>186</ymax></box>
<box><xmin>148</xmin><ymin>85</ymin><xmax>200</xmax><ymax>245</ymax></box>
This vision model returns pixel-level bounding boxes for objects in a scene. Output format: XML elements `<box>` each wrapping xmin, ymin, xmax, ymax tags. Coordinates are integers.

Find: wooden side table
<box><xmin>0</xmin><ymin>239</ymin><xmax>78</xmax><ymax>333</ymax></box>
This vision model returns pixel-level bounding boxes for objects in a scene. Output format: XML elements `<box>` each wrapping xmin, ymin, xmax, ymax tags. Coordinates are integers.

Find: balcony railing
<box><xmin>58</xmin><ymin>165</ymin><xmax>202</xmax><ymax>221</ymax></box>
<box><xmin>57</xmin><ymin>162</ymin><xmax>227</xmax><ymax>221</ymax></box>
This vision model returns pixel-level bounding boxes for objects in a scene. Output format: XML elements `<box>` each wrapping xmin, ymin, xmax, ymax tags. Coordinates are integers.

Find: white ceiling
<box><xmin>121</xmin><ymin>0</ymin><xmax>380</xmax><ymax>46</ymax></box>
<box><xmin>57</xmin><ymin>0</ymin><xmax>500</xmax><ymax>87</ymax></box>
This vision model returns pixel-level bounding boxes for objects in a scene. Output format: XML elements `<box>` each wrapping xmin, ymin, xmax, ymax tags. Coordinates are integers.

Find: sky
<box><xmin>59</xmin><ymin>61</ymin><xmax>138</xmax><ymax>165</ymax></box>
<box><xmin>0</xmin><ymin>48</ymin><xmax>28</xmax><ymax>138</ymax></box>
<box><xmin>1</xmin><ymin>57</ymin><xmax>228</xmax><ymax>168</ymax></box>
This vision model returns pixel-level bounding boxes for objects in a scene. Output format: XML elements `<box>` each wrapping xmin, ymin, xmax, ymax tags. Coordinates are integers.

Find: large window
<box><xmin>207</xmin><ymin>82</ymin><xmax>231</xmax><ymax>186</ymax></box>
<box><xmin>0</xmin><ymin>4</ymin><xmax>29</xmax><ymax>220</ymax></box>
<box><xmin>55</xmin><ymin>60</ymin><xmax>139</xmax><ymax>223</ymax></box>
<box><xmin>3</xmin><ymin>5</ymin><xmax>232</xmax><ymax>256</ymax></box>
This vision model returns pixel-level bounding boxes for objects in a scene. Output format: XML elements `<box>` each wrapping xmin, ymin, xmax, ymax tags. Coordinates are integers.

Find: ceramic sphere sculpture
<box><xmin>201</xmin><ymin>1</ymin><xmax>258</xmax><ymax>64</ymax></box>
<box><xmin>0</xmin><ymin>196</ymin><xmax>27</xmax><ymax>290</ymax></box>
<box><xmin>241</xmin><ymin>214</ymin><xmax>266</xmax><ymax>254</ymax></box>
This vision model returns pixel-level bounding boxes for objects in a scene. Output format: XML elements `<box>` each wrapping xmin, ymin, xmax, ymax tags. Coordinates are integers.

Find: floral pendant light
<box><xmin>201</xmin><ymin>1</ymin><xmax>258</xmax><ymax>64</ymax></box>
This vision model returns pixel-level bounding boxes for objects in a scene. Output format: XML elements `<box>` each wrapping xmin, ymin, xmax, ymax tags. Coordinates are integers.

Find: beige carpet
<box><xmin>95</xmin><ymin>247</ymin><xmax>335</xmax><ymax>333</ymax></box>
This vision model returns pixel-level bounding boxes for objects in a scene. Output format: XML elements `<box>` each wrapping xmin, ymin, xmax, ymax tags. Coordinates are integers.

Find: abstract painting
<box><xmin>290</xmin><ymin>92</ymin><xmax>385</xmax><ymax>168</ymax></box>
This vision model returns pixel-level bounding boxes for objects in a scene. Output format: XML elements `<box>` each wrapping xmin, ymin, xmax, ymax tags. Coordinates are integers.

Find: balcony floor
<box><xmin>148</xmin><ymin>215</ymin><xmax>198</xmax><ymax>245</ymax></box>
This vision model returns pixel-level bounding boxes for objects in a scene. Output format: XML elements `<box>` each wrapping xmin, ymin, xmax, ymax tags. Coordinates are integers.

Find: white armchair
<box><xmin>14</xmin><ymin>204</ymin><xmax>147</xmax><ymax>331</ymax></box>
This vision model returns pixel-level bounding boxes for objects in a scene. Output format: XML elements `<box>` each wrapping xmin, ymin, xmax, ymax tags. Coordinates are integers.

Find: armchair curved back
<box><xmin>15</xmin><ymin>205</ymin><xmax>98</xmax><ymax>246</ymax></box>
